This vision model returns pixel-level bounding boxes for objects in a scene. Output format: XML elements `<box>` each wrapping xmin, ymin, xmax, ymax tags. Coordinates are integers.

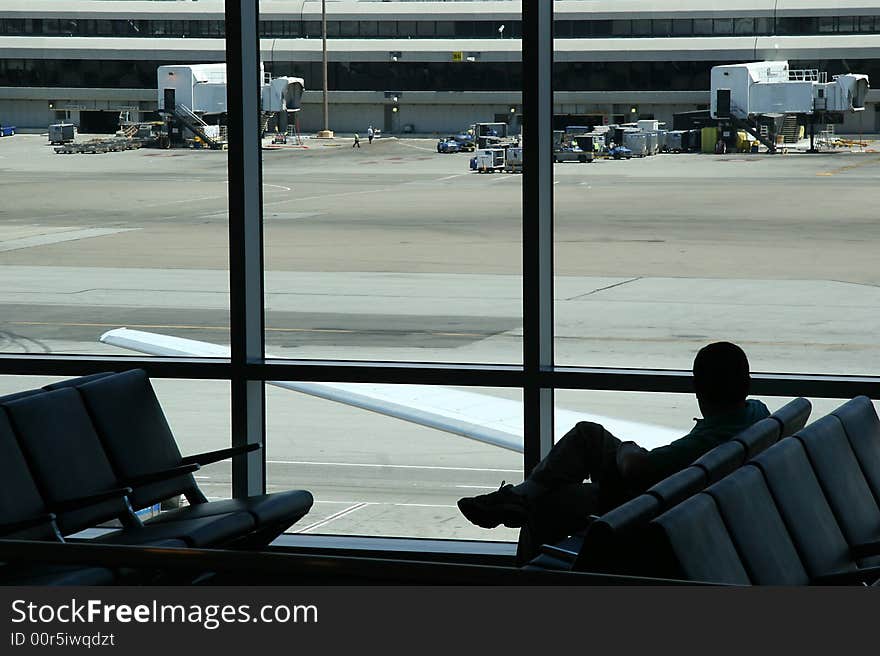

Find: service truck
<box><xmin>473</xmin><ymin>148</ymin><xmax>505</xmax><ymax>173</ymax></box>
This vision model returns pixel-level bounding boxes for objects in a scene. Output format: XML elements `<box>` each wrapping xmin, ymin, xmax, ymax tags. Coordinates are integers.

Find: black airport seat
<box><xmin>690</xmin><ymin>440</ymin><xmax>746</xmax><ymax>484</ymax></box>
<box><xmin>703</xmin><ymin>465</ymin><xmax>810</xmax><ymax>585</ymax></box>
<box><xmin>528</xmin><ymin>401</ymin><xmax>799</xmax><ymax>573</ymax></box>
<box><xmin>831</xmin><ymin>396</ymin><xmax>880</xmax><ymax>506</ymax></box>
<box><xmin>751</xmin><ymin>437</ymin><xmax>861</xmax><ymax>580</ymax></box>
<box><xmin>569</xmin><ymin>493</ymin><xmax>662</xmax><ymax>574</ymax></box>
<box><xmin>794</xmin><ymin>414</ymin><xmax>880</xmax><ymax>568</ymax></box>
<box><xmin>1</xmin><ymin>388</ymin><xmax>256</xmax><ymax>548</ymax></box>
<box><xmin>770</xmin><ymin>397</ymin><xmax>812</xmax><ymax>438</ymax></box>
<box><xmin>731</xmin><ymin>417</ymin><xmax>782</xmax><ymax>460</ymax></box>
<box><xmin>52</xmin><ymin>369</ymin><xmax>313</xmax><ymax>546</ymax></box>
<box><xmin>649</xmin><ymin>492</ymin><xmax>750</xmax><ymax>585</ymax></box>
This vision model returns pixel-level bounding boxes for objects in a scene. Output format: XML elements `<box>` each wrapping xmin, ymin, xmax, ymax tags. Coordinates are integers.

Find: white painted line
<box><xmin>0</xmin><ymin>227</ymin><xmax>140</xmax><ymax>253</ymax></box>
<box><xmin>390</xmin><ymin>503</ymin><xmax>457</xmax><ymax>508</ymax></box>
<box><xmin>437</xmin><ymin>174</ymin><xmax>465</xmax><ymax>181</ymax></box>
<box><xmin>266</xmin><ymin>459</ymin><xmax>520</xmax><ymax>474</ymax></box>
<box><xmin>264</xmin><ymin>183</ymin><xmax>292</xmax><ymax>192</ymax></box>
<box><xmin>396</xmin><ymin>141</ymin><xmax>438</xmax><ymax>153</ymax></box>
<box><xmin>294</xmin><ymin>502</ymin><xmax>369</xmax><ymax>533</ymax></box>
<box><xmin>454</xmin><ymin>485</ymin><xmax>499</xmax><ymax>490</ymax></box>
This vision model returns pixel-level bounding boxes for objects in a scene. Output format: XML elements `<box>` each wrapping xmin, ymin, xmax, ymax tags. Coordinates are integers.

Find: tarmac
<box><xmin>2</xmin><ymin>131</ymin><xmax>880</xmax><ymax>542</ymax></box>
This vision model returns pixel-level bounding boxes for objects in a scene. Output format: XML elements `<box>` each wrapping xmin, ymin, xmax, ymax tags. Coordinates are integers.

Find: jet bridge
<box><xmin>710</xmin><ymin>61</ymin><xmax>869</xmax><ymax>152</ymax></box>
<box><xmin>157</xmin><ymin>63</ymin><xmax>305</xmax><ymax>148</ymax></box>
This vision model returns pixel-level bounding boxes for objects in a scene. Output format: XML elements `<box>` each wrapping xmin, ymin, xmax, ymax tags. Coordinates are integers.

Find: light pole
<box><xmin>317</xmin><ymin>0</ymin><xmax>334</xmax><ymax>137</ymax></box>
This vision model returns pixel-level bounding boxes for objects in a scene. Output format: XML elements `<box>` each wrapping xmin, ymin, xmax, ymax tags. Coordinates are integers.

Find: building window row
<box><xmin>4</xmin><ymin>58</ymin><xmax>878</xmax><ymax>93</ymax></box>
<box><xmin>2</xmin><ymin>16</ymin><xmax>880</xmax><ymax>39</ymax></box>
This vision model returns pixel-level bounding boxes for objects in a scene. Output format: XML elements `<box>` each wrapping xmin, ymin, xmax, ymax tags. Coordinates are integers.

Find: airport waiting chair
<box><xmin>831</xmin><ymin>396</ymin><xmax>880</xmax><ymax>506</ymax></box>
<box><xmin>690</xmin><ymin>439</ymin><xmax>747</xmax><ymax>484</ymax></box>
<box><xmin>1</xmin><ymin>387</ymin><xmax>256</xmax><ymax>549</ymax></box>
<box><xmin>769</xmin><ymin>396</ymin><xmax>812</xmax><ymax>438</ymax></box>
<box><xmin>703</xmin><ymin>465</ymin><xmax>811</xmax><ymax>585</ymax></box>
<box><xmin>0</xmin><ymin>399</ymin><xmax>169</xmax><ymax>586</ymax></box>
<box><xmin>53</xmin><ymin>369</ymin><xmax>313</xmax><ymax>546</ymax></box>
<box><xmin>751</xmin><ymin>437</ymin><xmax>865</xmax><ymax>580</ymax></box>
<box><xmin>528</xmin><ymin>405</ymin><xmax>801</xmax><ymax>573</ymax></box>
<box><xmin>794</xmin><ymin>414</ymin><xmax>880</xmax><ymax>568</ymax></box>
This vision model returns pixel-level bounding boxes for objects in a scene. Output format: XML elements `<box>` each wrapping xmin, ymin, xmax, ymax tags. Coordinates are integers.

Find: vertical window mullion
<box><xmin>226</xmin><ymin>0</ymin><xmax>266</xmax><ymax>498</ymax></box>
<box><xmin>522</xmin><ymin>1</ymin><xmax>554</xmax><ymax>474</ymax></box>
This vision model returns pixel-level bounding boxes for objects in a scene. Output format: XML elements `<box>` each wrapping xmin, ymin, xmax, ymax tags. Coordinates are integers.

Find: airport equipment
<box><xmin>504</xmin><ymin>146</ymin><xmax>523</xmax><ymax>172</ymax></box>
<box><xmin>622</xmin><ymin>130</ymin><xmax>647</xmax><ymax>157</ymax></box>
<box><xmin>157</xmin><ymin>63</ymin><xmax>304</xmax><ymax>149</ymax></box>
<box><xmin>553</xmin><ymin>145</ymin><xmax>593</xmax><ymax>163</ymax></box>
<box><xmin>53</xmin><ymin>137</ymin><xmax>142</xmax><ymax>155</ymax></box>
<box><xmin>473</xmin><ymin>122</ymin><xmax>514</xmax><ymax>150</ymax></box>
<box><xmin>474</xmin><ymin>148</ymin><xmax>506</xmax><ymax>172</ymax></box>
<box><xmin>0</xmin><ymin>124</ymin><xmax>14</xmax><ymax>137</ymax></box>
<box><xmin>48</xmin><ymin>122</ymin><xmax>76</xmax><ymax>145</ymax></box>
<box><xmin>710</xmin><ymin>60</ymin><xmax>870</xmax><ymax>152</ymax></box>
<box><xmin>437</xmin><ymin>137</ymin><xmax>462</xmax><ymax>153</ymax></box>
<box><xmin>608</xmin><ymin>145</ymin><xmax>632</xmax><ymax>159</ymax></box>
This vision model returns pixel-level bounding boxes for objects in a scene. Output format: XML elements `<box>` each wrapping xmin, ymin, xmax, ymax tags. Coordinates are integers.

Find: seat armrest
<box><xmin>812</xmin><ymin>563</ymin><xmax>880</xmax><ymax>586</ymax></box>
<box><xmin>850</xmin><ymin>540</ymin><xmax>880</xmax><ymax>560</ymax></box>
<box><xmin>181</xmin><ymin>443</ymin><xmax>261</xmax><ymax>467</ymax></box>
<box><xmin>121</xmin><ymin>463</ymin><xmax>200</xmax><ymax>488</ymax></box>
<box><xmin>50</xmin><ymin>487</ymin><xmax>133</xmax><ymax>513</ymax></box>
<box><xmin>537</xmin><ymin>543</ymin><xmax>579</xmax><ymax>564</ymax></box>
<box><xmin>0</xmin><ymin>513</ymin><xmax>57</xmax><ymax>536</ymax></box>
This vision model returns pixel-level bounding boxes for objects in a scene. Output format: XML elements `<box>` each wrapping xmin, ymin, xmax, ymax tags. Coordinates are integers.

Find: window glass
<box><xmin>734</xmin><ymin>18</ymin><xmax>754</xmax><ymax>35</ymax></box>
<box><xmin>267</xmin><ymin>385</ymin><xmax>522</xmax><ymax>540</ymax></box>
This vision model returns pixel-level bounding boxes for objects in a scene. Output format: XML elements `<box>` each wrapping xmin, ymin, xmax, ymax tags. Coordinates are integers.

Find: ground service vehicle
<box><xmin>553</xmin><ymin>146</ymin><xmax>594</xmax><ymax>163</ymax></box>
<box><xmin>437</xmin><ymin>138</ymin><xmax>461</xmax><ymax>153</ymax></box>
<box><xmin>0</xmin><ymin>124</ymin><xmax>14</xmax><ymax>137</ymax></box>
<box><xmin>474</xmin><ymin>148</ymin><xmax>505</xmax><ymax>173</ymax></box>
<box><xmin>609</xmin><ymin>145</ymin><xmax>633</xmax><ymax>159</ymax></box>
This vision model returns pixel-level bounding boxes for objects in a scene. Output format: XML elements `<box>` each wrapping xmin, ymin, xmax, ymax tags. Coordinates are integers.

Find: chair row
<box><xmin>0</xmin><ymin>369</ymin><xmax>313</xmax><ymax>584</ymax></box>
<box><xmin>648</xmin><ymin>396</ymin><xmax>880</xmax><ymax>584</ymax></box>
<box><xmin>527</xmin><ymin>397</ymin><xmax>812</xmax><ymax>572</ymax></box>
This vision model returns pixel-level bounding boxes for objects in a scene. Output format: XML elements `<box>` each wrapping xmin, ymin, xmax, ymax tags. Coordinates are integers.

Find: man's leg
<box><xmin>458</xmin><ymin>421</ymin><xmax>623</xmax><ymax>529</ymax></box>
<box><xmin>520</xmin><ymin>421</ymin><xmax>624</xmax><ymax>498</ymax></box>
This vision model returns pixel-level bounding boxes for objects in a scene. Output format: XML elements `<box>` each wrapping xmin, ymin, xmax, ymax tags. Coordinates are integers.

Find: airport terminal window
<box><xmin>6</xmin><ymin>15</ymin><xmax>880</xmax><ymax>39</ymax></box>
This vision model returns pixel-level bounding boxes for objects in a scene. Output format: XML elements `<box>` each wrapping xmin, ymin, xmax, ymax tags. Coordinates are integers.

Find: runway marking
<box><xmin>437</xmin><ymin>174</ymin><xmax>466</xmax><ymax>181</ymax></box>
<box><xmin>0</xmin><ymin>227</ymin><xmax>139</xmax><ymax>252</ymax></box>
<box><xmin>264</xmin><ymin>183</ymin><xmax>292</xmax><ymax>192</ymax></box>
<box><xmin>267</xmin><ymin>460</ymin><xmax>520</xmax><ymax>474</ymax></box>
<box><xmin>395</xmin><ymin>141</ymin><xmax>440</xmax><ymax>153</ymax></box>
<box><xmin>455</xmin><ymin>485</ymin><xmax>501</xmax><ymax>490</ymax></box>
<box><xmin>816</xmin><ymin>155</ymin><xmax>880</xmax><ymax>176</ymax></box>
<box><xmin>294</xmin><ymin>502</ymin><xmax>369</xmax><ymax>533</ymax></box>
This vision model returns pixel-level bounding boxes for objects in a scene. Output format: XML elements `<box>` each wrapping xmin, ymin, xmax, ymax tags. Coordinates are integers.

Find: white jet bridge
<box><xmin>157</xmin><ymin>63</ymin><xmax>304</xmax><ymax>148</ymax></box>
<box><xmin>709</xmin><ymin>61</ymin><xmax>869</xmax><ymax>152</ymax></box>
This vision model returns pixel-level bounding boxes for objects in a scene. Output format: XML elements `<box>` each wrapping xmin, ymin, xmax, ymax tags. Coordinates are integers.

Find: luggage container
<box><xmin>622</xmin><ymin>130</ymin><xmax>647</xmax><ymax>157</ymax></box>
<box><xmin>48</xmin><ymin>122</ymin><xmax>76</xmax><ymax>145</ymax></box>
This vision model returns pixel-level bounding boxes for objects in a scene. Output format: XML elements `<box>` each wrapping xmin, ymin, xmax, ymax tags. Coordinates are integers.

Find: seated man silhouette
<box><xmin>457</xmin><ymin>342</ymin><xmax>769</xmax><ymax>562</ymax></box>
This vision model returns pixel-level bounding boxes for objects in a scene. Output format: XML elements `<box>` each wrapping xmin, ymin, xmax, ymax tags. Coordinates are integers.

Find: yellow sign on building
<box><xmin>452</xmin><ymin>51</ymin><xmax>463</xmax><ymax>62</ymax></box>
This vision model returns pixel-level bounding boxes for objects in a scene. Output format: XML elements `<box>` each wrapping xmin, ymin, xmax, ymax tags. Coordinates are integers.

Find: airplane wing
<box><xmin>99</xmin><ymin>328</ymin><xmax>684</xmax><ymax>453</ymax></box>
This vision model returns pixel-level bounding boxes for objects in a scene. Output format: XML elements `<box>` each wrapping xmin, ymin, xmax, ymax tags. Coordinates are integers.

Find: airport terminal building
<box><xmin>0</xmin><ymin>0</ymin><xmax>879</xmax><ymax>134</ymax></box>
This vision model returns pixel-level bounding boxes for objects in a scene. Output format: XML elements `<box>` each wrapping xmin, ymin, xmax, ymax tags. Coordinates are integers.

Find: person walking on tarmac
<box><xmin>352</xmin><ymin>132</ymin><xmax>361</xmax><ymax>148</ymax></box>
<box><xmin>367</xmin><ymin>126</ymin><xmax>375</xmax><ymax>144</ymax></box>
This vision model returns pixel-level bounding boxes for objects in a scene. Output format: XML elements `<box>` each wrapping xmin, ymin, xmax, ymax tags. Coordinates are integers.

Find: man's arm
<box><xmin>616</xmin><ymin>441</ymin><xmax>651</xmax><ymax>481</ymax></box>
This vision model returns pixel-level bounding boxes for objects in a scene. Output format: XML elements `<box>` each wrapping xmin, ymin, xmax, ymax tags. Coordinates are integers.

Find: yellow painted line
<box><xmin>816</xmin><ymin>155</ymin><xmax>880</xmax><ymax>176</ymax></box>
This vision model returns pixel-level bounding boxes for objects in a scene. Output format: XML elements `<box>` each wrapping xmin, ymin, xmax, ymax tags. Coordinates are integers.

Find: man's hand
<box><xmin>616</xmin><ymin>441</ymin><xmax>650</xmax><ymax>481</ymax></box>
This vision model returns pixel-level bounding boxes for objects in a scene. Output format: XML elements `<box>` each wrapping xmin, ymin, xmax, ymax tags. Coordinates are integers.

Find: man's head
<box><xmin>692</xmin><ymin>342</ymin><xmax>750</xmax><ymax>415</ymax></box>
